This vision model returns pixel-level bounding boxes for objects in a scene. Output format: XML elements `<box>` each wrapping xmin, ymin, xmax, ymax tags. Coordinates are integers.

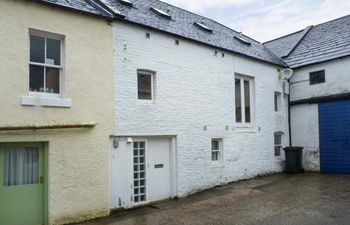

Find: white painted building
<box><xmin>102</xmin><ymin>0</ymin><xmax>290</xmax><ymax>208</ymax></box>
<box><xmin>265</xmin><ymin>15</ymin><xmax>350</xmax><ymax>173</ymax></box>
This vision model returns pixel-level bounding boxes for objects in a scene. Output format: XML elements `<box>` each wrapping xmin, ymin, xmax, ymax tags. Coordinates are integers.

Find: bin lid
<box><xmin>283</xmin><ymin>146</ymin><xmax>304</xmax><ymax>151</ymax></box>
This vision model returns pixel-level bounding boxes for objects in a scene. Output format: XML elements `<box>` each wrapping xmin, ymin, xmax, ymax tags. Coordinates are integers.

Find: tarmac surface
<box><xmin>75</xmin><ymin>173</ymin><xmax>350</xmax><ymax>225</ymax></box>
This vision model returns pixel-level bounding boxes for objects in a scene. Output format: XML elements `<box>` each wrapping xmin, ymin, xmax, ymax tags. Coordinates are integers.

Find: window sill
<box><xmin>234</xmin><ymin>127</ymin><xmax>258</xmax><ymax>133</ymax></box>
<box><xmin>21</xmin><ymin>95</ymin><xmax>72</xmax><ymax>108</ymax></box>
<box><xmin>211</xmin><ymin>161</ymin><xmax>224</xmax><ymax>167</ymax></box>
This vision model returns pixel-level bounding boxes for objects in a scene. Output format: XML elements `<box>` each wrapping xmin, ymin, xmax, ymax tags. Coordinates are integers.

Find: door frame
<box><xmin>110</xmin><ymin>135</ymin><xmax>177</xmax><ymax>209</ymax></box>
<box><xmin>0</xmin><ymin>142</ymin><xmax>49</xmax><ymax>225</ymax></box>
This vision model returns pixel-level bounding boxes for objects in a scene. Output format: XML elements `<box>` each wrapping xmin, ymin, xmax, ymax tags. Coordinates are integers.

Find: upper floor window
<box><xmin>274</xmin><ymin>92</ymin><xmax>281</xmax><ymax>112</ymax></box>
<box><xmin>29</xmin><ymin>30</ymin><xmax>63</xmax><ymax>95</ymax></box>
<box><xmin>309</xmin><ymin>70</ymin><xmax>325</xmax><ymax>85</ymax></box>
<box><xmin>235</xmin><ymin>75</ymin><xmax>254</xmax><ymax>126</ymax></box>
<box><xmin>137</xmin><ymin>71</ymin><xmax>154</xmax><ymax>101</ymax></box>
<box><xmin>211</xmin><ymin>138</ymin><xmax>223</xmax><ymax>162</ymax></box>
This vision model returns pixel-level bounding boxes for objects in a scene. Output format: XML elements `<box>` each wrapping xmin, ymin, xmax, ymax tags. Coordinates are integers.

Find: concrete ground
<box><xmin>75</xmin><ymin>173</ymin><xmax>350</xmax><ymax>225</ymax></box>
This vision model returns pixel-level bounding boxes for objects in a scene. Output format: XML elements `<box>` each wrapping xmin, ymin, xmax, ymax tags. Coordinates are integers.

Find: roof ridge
<box><xmin>262</xmin><ymin>43</ymin><xmax>287</xmax><ymax>67</ymax></box>
<box><xmin>312</xmin><ymin>14</ymin><xmax>350</xmax><ymax>28</ymax></box>
<box><xmin>282</xmin><ymin>25</ymin><xmax>313</xmax><ymax>58</ymax></box>
<box><xmin>263</xmin><ymin>29</ymin><xmax>305</xmax><ymax>44</ymax></box>
<box><xmin>265</xmin><ymin>14</ymin><xmax>350</xmax><ymax>44</ymax></box>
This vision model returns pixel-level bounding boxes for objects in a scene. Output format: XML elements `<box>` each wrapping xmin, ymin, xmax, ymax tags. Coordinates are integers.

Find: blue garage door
<box><xmin>319</xmin><ymin>100</ymin><xmax>350</xmax><ymax>173</ymax></box>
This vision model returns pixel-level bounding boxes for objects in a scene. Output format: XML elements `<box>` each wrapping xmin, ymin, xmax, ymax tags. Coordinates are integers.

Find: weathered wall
<box><xmin>290</xmin><ymin>57</ymin><xmax>350</xmax><ymax>101</ymax></box>
<box><xmin>290</xmin><ymin>104</ymin><xmax>320</xmax><ymax>171</ymax></box>
<box><xmin>290</xmin><ymin>57</ymin><xmax>350</xmax><ymax>172</ymax></box>
<box><xmin>113</xmin><ymin>22</ymin><xmax>289</xmax><ymax>196</ymax></box>
<box><xmin>0</xmin><ymin>0</ymin><xmax>114</xmax><ymax>224</ymax></box>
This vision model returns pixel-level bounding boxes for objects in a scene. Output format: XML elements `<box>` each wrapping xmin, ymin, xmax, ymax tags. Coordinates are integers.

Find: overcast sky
<box><xmin>162</xmin><ymin>0</ymin><xmax>350</xmax><ymax>42</ymax></box>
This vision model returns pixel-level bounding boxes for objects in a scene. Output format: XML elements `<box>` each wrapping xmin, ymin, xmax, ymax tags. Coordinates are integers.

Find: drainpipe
<box><xmin>279</xmin><ymin>68</ymin><xmax>294</xmax><ymax>147</ymax></box>
<box><xmin>287</xmin><ymin>79</ymin><xmax>292</xmax><ymax>147</ymax></box>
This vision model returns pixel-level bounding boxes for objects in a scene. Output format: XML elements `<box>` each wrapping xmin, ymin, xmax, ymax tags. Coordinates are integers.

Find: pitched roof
<box><xmin>38</xmin><ymin>0</ymin><xmax>115</xmax><ymax>18</ymax></box>
<box><xmin>98</xmin><ymin>0</ymin><xmax>285</xmax><ymax>66</ymax></box>
<box><xmin>265</xmin><ymin>15</ymin><xmax>350</xmax><ymax>68</ymax></box>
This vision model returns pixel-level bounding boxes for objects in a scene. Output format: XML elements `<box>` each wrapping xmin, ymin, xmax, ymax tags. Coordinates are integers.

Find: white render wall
<box><xmin>290</xmin><ymin>57</ymin><xmax>350</xmax><ymax>171</ymax></box>
<box><xmin>113</xmin><ymin>22</ymin><xmax>289</xmax><ymax>196</ymax></box>
<box><xmin>290</xmin><ymin>104</ymin><xmax>320</xmax><ymax>171</ymax></box>
<box><xmin>290</xmin><ymin>57</ymin><xmax>350</xmax><ymax>101</ymax></box>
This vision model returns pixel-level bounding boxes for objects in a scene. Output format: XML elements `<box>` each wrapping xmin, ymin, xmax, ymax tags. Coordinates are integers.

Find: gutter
<box><xmin>290</xmin><ymin>92</ymin><xmax>350</xmax><ymax>105</ymax></box>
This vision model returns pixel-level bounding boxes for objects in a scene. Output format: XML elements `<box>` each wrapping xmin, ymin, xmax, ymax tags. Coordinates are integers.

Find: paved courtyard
<box><xmin>75</xmin><ymin>173</ymin><xmax>350</xmax><ymax>225</ymax></box>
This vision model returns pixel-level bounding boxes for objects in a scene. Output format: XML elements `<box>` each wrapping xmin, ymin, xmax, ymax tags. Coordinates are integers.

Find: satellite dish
<box><xmin>279</xmin><ymin>68</ymin><xmax>294</xmax><ymax>80</ymax></box>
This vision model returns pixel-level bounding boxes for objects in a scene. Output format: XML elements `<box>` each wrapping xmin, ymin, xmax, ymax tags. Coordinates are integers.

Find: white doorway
<box><xmin>110</xmin><ymin>136</ymin><xmax>176</xmax><ymax>209</ymax></box>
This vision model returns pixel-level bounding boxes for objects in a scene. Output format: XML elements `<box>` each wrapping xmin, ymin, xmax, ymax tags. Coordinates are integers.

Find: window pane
<box><xmin>30</xmin><ymin>35</ymin><xmax>45</xmax><ymax>63</ymax></box>
<box><xmin>3</xmin><ymin>147</ymin><xmax>39</xmax><ymax>186</ymax></box>
<box><xmin>138</xmin><ymin>74</ymin><xmax>152</xmax><ymax>100</ymax></box>
<box><xmin>211</xmin><ymin>140</ymin><xmax>219</xmax><ymax>150</ymax></box>
<box><xmin>274</xmin><ymin>93</ymin><xmax>279</xmax><ymax>112</ymax></box>
<box><xmin>310</xmin><ymin>70</ymin><xmax>325</xmax><ymax>85</ymax></box>
<box><xmin>29</xmin><ymin>65</ymin><xmax>44</xmax><ymax>92</ymax></box>
<box><xmin>274</xmin><ymin>146</ymin><xmax>281</xmax><ymax>156</ymax></box>
<box><xmin>235</xmin><ymin>78</ymin><xmax>241</xmax><ymax>122</ymax></box>
<box><xmin>46</xmin><ymin>38</ymin><xmax>61</xmax><ymax>65</ymax></box>
<box><xmin>274</xmin><ymin>134</ymin><xmax>282</xmax><ymax>145</ymax></box>
<box><xmin>244</xmin><ymin>80</ymin><xmax>251</xmax><ymax>123</ymax></box>
<box><xmin>212</xmin><ymin>151</ymin><xmax>219</xmax><ymax>161</ymax></box>
<box><xmin>46</xmin><ymin>67</ymin><xmax>60</xmax><ymax>93</ymax></box>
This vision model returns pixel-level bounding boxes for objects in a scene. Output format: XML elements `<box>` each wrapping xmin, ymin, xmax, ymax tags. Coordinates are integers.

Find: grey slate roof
<box><xmin>98</xmin><ymin>0</ymin><xmax>285</xmax><ymax>66</ymax></box>
<box><xmin>265</xmin><ymin>15</ymin><xmax>350</xmax><ymax>68</ymax></box>
<box><xmin>38</xmin><ymin>0</ymin><xmax>114</xmax><ymax>18</ymax></box>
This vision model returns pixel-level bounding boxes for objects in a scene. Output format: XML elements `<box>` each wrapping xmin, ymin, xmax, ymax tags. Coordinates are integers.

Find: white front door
<box><xmin>110</xmin><ymin>137</ymin><xmax>173</xmax><ymax>209</ymax></box>
<box><xmin>146</xmin><ymin>138</ymin><xmax>171</xmax><ymax>201</ymax></box>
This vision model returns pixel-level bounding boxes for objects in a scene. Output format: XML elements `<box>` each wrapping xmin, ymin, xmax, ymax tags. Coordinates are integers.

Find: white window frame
<box><xmin>22</xmin><ymin>29</ymin><xmax>71</xmax><ymax>107</ymax></box>
<box><xmin>211</xmin><ymin>138</ymin><xmax>223</xmax><ymax>162</ymax></box>
<box><xmin>235</xmin><ymin>74</ymin><xmax>254</xmax><ymax>128</ymax></box>
<box><xmin>274</xmin><ymin>92</ymin><xmax>281</xmax><ymax>113</ymax></box>
<box><xmin>137</xmin><ymin>70</ymin><xmax>155</xmax><ymax>103</ymax></box>
<box><xmin>28</xmin><ymin>29</ymin><xmax>64</xmax><ymax>97</ymax></box>
<box><xmin>274</xmin><ymin>132</ymin><xmax>283</xmax><ymax>157</ymax></box>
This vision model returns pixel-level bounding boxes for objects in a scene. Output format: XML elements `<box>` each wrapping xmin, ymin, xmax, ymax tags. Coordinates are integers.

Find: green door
<box><xmin>0</xmin><ymin>143</ymin><xmax>45</xmax><ymax>225</ymax></box>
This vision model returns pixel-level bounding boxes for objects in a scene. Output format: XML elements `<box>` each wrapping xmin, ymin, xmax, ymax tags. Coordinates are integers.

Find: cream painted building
<box><xmin>0</xmin><ymin>0</ymin><xmax>115</xmax><ymax>224</ymax></box>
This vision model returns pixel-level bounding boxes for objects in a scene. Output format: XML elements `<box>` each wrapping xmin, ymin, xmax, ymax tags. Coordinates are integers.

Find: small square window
<box><xmin>211</xmin><ymin>139</ymin><xmax>222</xmax><ymax>161</ymax></box>
<box><xmin>137</xmin><ymin>71</ymin><xmax>154</xmax><ymax>101</ymax></box>
<box><xmin>310</xmin><ymin>70</ymin><xmax>325</xmax><ymax>85</ymax></box>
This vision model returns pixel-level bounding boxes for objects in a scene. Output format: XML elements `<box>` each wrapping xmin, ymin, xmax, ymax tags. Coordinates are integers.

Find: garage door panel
<box><xmin>319</xmin><ymin>100</ymin><xmax>350</xmax><ymax>174</ymax></box>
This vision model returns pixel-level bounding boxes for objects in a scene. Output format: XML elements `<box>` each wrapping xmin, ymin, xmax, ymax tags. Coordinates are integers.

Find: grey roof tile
<box><xmin>265</xmin><ymin>15</ymin><xmax>350</xmax><ymax>68</ymax></box>
<box><xmin>100</xmin><ymin>0</ymin><xmax>285</xmax><ymax>66</ymax></box>
<box><xmin>39</xmin><ymin>0</ymin><xmax>114</xmax><ymax>18</ymax></box>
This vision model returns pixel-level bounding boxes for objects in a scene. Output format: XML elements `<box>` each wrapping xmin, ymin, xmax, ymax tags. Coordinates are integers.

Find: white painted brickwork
<box><xmin>113</xmin><ymin>22</ymin><xmax>289</xmax><ymax>196</ymax></box>
<box><xmin>290</xmin><ymin>57</ymin><xmax>350</xmax><ymax>102</ymax></box>
<box><xmin>290</xmin><ymin>57</ymin><xmax>350</xmax><ymax>171</ymax></box>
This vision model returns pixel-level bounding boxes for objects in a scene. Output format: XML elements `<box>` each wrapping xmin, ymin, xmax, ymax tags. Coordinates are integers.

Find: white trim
<box><xmin>28</xmin><ymin>29</ymin><xmax>65</xmax><ymax>96</ymax></box>
<box><xmin>21</xmin><ymin>96</ymin><xmax>72</xmax><ymax>108</ymax></box>
<box><xmin>211</xmin><ymin>138</ymin><xmax>223</xmax><ymax>163</ymax></box>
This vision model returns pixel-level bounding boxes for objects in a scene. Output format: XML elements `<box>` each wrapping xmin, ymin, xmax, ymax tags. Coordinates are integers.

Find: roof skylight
<box><xmin>150</xmin><ymin>7</ymin><xmax>171</xmax><ymax>19</ymax></box>
<box><xmin>119</xmin><ymin>0</ymin><xmax>133</xmax><ymax>6</ymax></box>
<box><xmin>234</xmin><ymin>36</ymin><xmax>251</xmax><ymax>46</ymax></box>
<box><xmin>194</xmin><ymin>22</ymin><xmax>213</xmax><ymax>33</ymax></box>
